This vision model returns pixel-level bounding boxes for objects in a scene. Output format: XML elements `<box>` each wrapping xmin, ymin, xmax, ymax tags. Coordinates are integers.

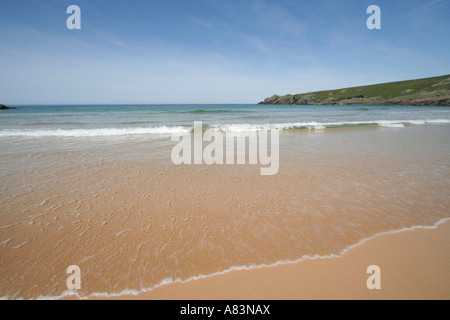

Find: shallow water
<box><xmin>0</xmin><ymin>105</ymin><xmax>449</xmax><ymax>299</ymax></box>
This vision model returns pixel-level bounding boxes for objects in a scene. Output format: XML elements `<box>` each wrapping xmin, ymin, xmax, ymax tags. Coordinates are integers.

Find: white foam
<box><xmin>12</xmin><ymin>217</ymin><xmax>449</xmax><ymax>301</ymax></box>
<box><xmin>378</xmin><ymin>123</ymin><xmax>405</xmax><ymax>128</ymax></box>
<box><xmin>12</xmin><ymin>241</ymin><xmax>29</xmax><ymax>249</ymax></box>
<box><xmin>116</xmin><ymin>229</ymin><xmax>134</xmax><ymax>237</ymax></box>
<box><xmin>424</xmin><ymin>119</ymin><xmax>450</xmax><ymax>124</ymax></box>
<box><xmin>0</xmin><ymin>126</ymin><xmax>191</xmax><ymax>137</ymax></box>
<box><xmin>211</xmin><ymin>119</ymin><xmax>450</xmax><ymax>132</ymax></box>
<box><xmin>408</xmin><ymin>120</ymin><xmax>426</xmax><ymax>125</ymax></box>
<box><xmin>0</xmin><ymin>119</ymin><xmax>449</xmax><ymax>137</ymax></box>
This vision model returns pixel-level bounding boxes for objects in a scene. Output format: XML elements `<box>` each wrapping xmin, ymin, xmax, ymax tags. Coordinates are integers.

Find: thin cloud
<box><xmin>91</xmin><ymin>29</ymin><xmax>130</xmax><ymax>48</ymax></box>
<box><xmin>189</xmin><ymin>17</ymin><xmax>214</xmax><ymax>29</ymax></box>
<box><xmin>251</xmin><ymin>1</ymin><xmax>309</xmax><ymax>37</ymax></box>
<box><xmin>243</xmin><ymin>34</ymin><xmax>275</xmax><ymax>55</ymax></box>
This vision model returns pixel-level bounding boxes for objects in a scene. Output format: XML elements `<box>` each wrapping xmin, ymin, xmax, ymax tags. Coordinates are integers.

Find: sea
<box><xmin>1</xmin><ymin>104</ymin><xmax>450</xmax><ymax>136</ymax></box>
<box><xmin>1</xmin><ymin>104</ymin><xmax>449</xmax><ymax>299</ymax></box>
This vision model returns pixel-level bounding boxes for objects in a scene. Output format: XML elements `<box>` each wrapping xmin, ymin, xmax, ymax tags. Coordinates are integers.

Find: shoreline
<box><xmin>1</xmin><ymin>123</ymin><xmax>448</xmax><ymax>300</ymax></box>
<box><xmin>59</xmin><ymin>218</ymin><xmax>450</xmax><ymax>300</ymax></box>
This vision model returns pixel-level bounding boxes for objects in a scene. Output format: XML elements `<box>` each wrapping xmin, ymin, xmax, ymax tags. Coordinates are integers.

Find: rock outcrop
<box><xmin>0</xmin><ymin>104</ymin><xmax>16</xmax><ymax>110</ymax></box>
<box><xmin>258</xmin><ymin>75</ymin><xmax>450</xmax><ymax>106</ymax></box>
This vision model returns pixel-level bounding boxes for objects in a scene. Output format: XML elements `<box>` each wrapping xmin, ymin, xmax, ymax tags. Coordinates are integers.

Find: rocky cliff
<box><xmin>259</xmin><ymin>75</ymin><xmax>450</xmax><ymax>106</ymax></box>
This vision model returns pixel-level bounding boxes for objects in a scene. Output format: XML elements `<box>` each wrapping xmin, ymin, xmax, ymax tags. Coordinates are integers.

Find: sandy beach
<box><xmin>1</xmin><ymin>123</ymin><xmax>449</xmax><ymax>300</ymax></box>
<box><xmin>2</xmin><ymin>0</ymin><xmax>450</xmax><ymax>303</ymax></box>
<box><xmin>86</xmin><ymin>219</ymin><xmax>450</xmax><ymax>300</ymax></box>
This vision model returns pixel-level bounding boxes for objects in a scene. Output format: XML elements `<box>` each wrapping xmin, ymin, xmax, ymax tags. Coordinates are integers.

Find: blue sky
<box><xmin>0</xmin><ymin>0</ymin><xmax>449</xmax><ymax>104</ymax></box>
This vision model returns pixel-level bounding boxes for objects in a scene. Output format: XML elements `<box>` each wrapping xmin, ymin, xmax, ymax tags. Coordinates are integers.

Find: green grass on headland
<box><xmin>259</xmin><ymin>74</ymin><xmax>450</xmax><ymax>106</ymax></box>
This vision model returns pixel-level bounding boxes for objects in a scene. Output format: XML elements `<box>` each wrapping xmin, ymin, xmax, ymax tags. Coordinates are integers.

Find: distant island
<box><xmin>258</xmin><ymin>74</ymin><xmax>450</xmax><ymax>106</ymax></box>
<box><xmin>0</xmin><ymin>104</ymin><xmax>16</xmax><ymax>110</ymax></box>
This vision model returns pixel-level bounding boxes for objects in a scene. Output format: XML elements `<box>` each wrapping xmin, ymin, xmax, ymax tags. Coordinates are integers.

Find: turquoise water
<box><xmin>1</xmin><ymin>105</ymin><xmax>450</xmax><ymax>136</ymax></box>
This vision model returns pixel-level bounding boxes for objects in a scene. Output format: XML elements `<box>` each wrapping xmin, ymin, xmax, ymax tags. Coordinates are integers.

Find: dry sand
<box><xmin>82</xmin><ymin>219</ymin><xmax>450</xmax><ymax>300</ymax></box>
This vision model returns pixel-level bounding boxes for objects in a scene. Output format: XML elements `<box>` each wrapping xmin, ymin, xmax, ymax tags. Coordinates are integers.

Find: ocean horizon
<box><xmin>2</xmin><ymin>104</ymin><xmax>450</xmax><ymax>137</ymax></box>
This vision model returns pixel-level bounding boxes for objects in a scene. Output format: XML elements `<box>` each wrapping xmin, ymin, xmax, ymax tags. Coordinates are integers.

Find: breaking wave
<box><xmin>0</xmin><ymin>119</ymin><xmax>449</xmax><ymax>137</ymax></box>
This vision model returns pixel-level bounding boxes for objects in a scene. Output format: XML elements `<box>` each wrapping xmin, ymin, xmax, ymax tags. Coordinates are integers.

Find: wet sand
<box><xmin>91</xmin><ymin>219</ymin><xmax>450</xmax><ymax>300</ymax></box>
<box><xmin>1</xmin><ymin>126</ymin><xmax>449</xmax><ymax>300</ymax></box>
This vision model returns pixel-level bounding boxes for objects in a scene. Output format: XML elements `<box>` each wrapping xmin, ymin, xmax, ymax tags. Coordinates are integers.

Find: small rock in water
<box><xmin>0</xmin><ymin>104</ymin><xmax>16</xmax><ymax>110</ymax></box>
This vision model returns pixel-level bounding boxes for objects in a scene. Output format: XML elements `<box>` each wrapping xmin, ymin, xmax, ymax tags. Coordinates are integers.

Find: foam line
<box><xmin>6</xmin><ymin>217</ymin><xmax>446</xmax><ymax>300</ymax></box>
